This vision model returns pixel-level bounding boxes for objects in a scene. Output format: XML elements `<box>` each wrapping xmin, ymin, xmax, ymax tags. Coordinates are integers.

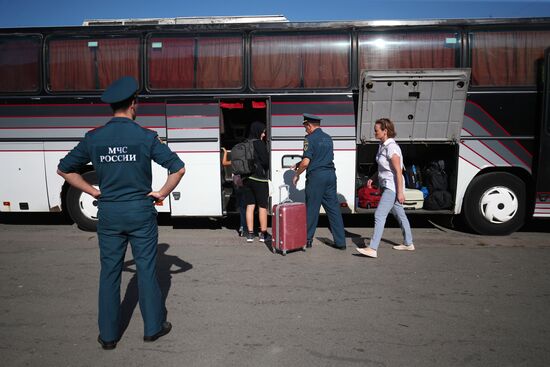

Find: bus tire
<box><xmin>66</xmin><ymin>171</ymin><xmax>99</xmax><ymax>232</ymax></box>
<box><xmin>462</xmin><ymin>172</ymin><xmax>525</xmax><ymax>235</ymax></box>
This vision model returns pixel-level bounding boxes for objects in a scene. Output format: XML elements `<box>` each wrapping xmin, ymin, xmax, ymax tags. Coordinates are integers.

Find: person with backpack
<box><xmin>241</xmin><ymin>121</ymin><xmax>271</xmax><ymax>243</ymax></box>
<box><xmin>356</xmin><ymin>118</ymin><xmax>414</xmax><ymax>259</ymax></box>
<box><xmin>221</xmin><ymin>147</ymin><xmax>247</xmax><ymax>237</ymax></box>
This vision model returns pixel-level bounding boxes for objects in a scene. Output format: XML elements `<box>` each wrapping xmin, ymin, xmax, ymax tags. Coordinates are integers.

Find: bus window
<box><xmin>147</xmin><ymin>34</ymin><xmax>243</xmax><ymax>90</ymax></box>
<box><xmin>471</xmin><ymin>30</ymin><xmax>550</xmax><ymax>87</ymax></box>
<box><xmin>251</xmin><ymin>33</ymin><xmax>351</xmax><ymax>89</ymax></box>
<box><xmin>358</xmin><ymin>32</ymin><xmax>458</xmax><ymax>70</ymax></box>
<box><xmin>0</xmin><ymin>35</ymin><xmax>41</xmax><ymax>93</ymax></box>
<box><xmin>47</xmin><ymin>37</ymin><xmax>140</xmax><ymax>92</ymax></box>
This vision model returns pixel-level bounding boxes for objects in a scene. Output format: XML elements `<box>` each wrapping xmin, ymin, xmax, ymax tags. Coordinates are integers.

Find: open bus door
<box><xmin>357</xmin><ymin>69</ymin><xmax>471</xmax><ymax>144</ymax></box>
<box><xmin>166</xmin><ymin>101</ymin><xmax>222</xmax><ymax>216</ymax></box>
<box><xmin>534</xmin><ymin>49</ymin><xmax>550</xmax><ymax>217</ymax></box>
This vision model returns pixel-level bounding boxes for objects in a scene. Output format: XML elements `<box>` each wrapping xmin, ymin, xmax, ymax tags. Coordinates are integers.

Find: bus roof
<box><xmin>82</xmin><ymin>15</ymin><xmax>289</xmax><ymax>26</ymax></box>
<box><xmin>2</xmin><ymin>16</ymin><xmax>550</xmax><ymax>32</ymax></box>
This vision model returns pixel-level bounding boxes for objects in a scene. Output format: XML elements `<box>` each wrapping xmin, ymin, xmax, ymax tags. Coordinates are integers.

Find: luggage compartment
<box><xmin>356</xmin><ymin>143</ymin><xmax>458</xmax><ymax>214</ymax></box>
<box><xmin>354</xmin><ymin>69</ymin><xmax>470</xmax><ymax>214</ymax></box>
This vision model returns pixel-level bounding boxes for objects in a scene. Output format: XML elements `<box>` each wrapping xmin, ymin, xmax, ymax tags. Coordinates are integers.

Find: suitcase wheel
<box><xmin>282</xmin><ymin>250</ymin><xmax>287</xmax><ymax>256</ymax></box>
<box><xmin>272</xmin><ymin>247</ymin><xmax>276</xmax><ymax>254</ymax></box>
<box><xmin>302</xmin><ymin>246</ymin><xmax>306</xmax><ymax>251</ymax></box>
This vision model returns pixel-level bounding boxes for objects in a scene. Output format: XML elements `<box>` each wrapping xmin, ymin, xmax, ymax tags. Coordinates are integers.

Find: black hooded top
<box><xmin>248</xmin><ymin>121</ymin><xmax>269</xmax><ymax>181</ymax></box>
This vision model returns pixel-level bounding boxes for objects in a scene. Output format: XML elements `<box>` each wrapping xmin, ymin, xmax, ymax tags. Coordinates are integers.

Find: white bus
<box><xmin>1</xmin><ymin>16</ymin><xmax>549</xmax><ymax>234</ymax></box>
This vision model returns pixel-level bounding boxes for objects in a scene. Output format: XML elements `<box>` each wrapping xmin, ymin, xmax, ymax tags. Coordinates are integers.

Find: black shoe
<box><xmin>333</xmin><ymin>244</ymin><xmax>347</xmax><ymax>251</ymax></box>
<box><xmin>306</xmin><ymin>240</ymin><xmax>313</xmax><ymax>248</ymax></box>
<box><xmin>97</xmin><ymin>335</ymin><xmax>117</xmax><ymax>350</ymax></box>
<box><xmin>144</xmin><ymin>321</ymin><xmax>172</xmax><ymax>342</ymax></box>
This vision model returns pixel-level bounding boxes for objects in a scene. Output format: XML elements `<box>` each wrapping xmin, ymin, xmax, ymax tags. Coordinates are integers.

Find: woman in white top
<box><xmin>357</xmin><ymin>118</ymin><xmax>415</xmax><ymax>258</ymax></box>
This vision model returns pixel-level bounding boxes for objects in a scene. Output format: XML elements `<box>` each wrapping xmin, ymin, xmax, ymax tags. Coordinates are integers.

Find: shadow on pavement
<box><xmin>120</xmin><ymin>243</ymin><xmax>193</xmax><ymax>337</ymax></box>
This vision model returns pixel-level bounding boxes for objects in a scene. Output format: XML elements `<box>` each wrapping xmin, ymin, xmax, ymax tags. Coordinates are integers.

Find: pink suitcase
<box><xmin>272</xmin><ymin>186</ymin><xmax>307</xmax><ymax>255</ymax></box>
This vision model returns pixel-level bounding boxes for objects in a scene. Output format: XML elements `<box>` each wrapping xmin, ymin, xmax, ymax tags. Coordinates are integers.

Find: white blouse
<box><xmin>376</xmin><ymin>138</ymin><xmax>404</xmax><ymax>192</ymax></box>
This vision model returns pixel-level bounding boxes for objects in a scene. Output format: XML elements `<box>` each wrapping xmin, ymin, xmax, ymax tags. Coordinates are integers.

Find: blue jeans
<box><xmin>369</xmin><ymin>189</ymin><xmax>413</xmax><ymax>250</ymax></box>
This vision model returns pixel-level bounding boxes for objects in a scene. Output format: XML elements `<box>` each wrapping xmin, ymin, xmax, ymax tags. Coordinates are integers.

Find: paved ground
<box><xmin>1</xmin><ymin>214</ymin><xmax>550</xmax><ymax>366</ymax></box>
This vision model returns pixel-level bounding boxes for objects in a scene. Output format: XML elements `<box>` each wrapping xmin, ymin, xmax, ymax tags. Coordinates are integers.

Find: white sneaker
<box><xmin>392</xmin><ymin>244</ymin><xmax>415</xmax><ymax>251</ymax></box>
<box><xmin>356</xmin><ymin>247</ymin><xmax>377</xmax><ymax>258</ymax></box>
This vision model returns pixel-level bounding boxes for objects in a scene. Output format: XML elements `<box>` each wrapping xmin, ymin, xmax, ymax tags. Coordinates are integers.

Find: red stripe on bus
<box><xmin>0</xmin><ymin>150</ymin><xmax>70</xmax><ymax>152</ymax></box>
<box><xmin>168</xmin><ymin>103</ymin><xmax>218</xmax><ymax>107</ymax></box>
<box><xmin>167</xmin><ymin>115</ymin><xmax>218</xmax><ymax>119</ymax></box>
<box><xmin>0</xmin><ymin>125</ymin><xmax>165</xmax><ymax>130</ymax></box>
<box><xmin>468</xmin><ymin>100</ymin><xmax>512</xmax><ymax>133</ymax></box>
<box><xmin>271</xmin><ymin>101</ymin><xmax>353</xmax><ymax>105</ymax></box>
<box><xmin>0</xmin><ymin>102</ymin><xmax>165</xmax><ymax>107</ymax></box>
<box><xmin>462</xmin><ymin>124</ymin><xmax>525</xmax><ymax>168</ymax></box>
<box><xmin>459</xmin><ymin>154</ymin><xmax>482</xmax><ymax>170</ymax></box>
<box><xmin>271</xmin><ymin>148</ymin><xmax>356</xmax><ymax>152</ymax></box>
<box><xmin>0</xmin><ymin>114</ymin><xmax>164</xmax><ymax>118</ymax></box>
<box><xmin>0</xmin><ymin>126</ymin><xmax>98</xmax><ymax>129</ymax></box>
<box><xmin>271</xmin><ymin>125</ymin><xmax>355</xmax><ymax>128</ymax></box>
<box><xmin>460</xmin><ymin>139</ymin><xmax>495</xmax><ymax>167</ymax></box>
<box><xmin>172</xmin><ymin>150</ymin><xmax>219</xmax><ymax>153</ymax></box>
<box><xmin>466</xmin><ymin>101</ymin><xmax>533</xmax><ymax>158</ymax></box>
<box><xmin>272</xmin><ymin>113</ymin><xmax>354</xmax><ymax>117</ymax></box>
<box><xmin>464</xmin><ymin>129</ymin><xmax>516</xmax><ymax>167</ymax></box>
<box><xmin>167</xmin><ymin>127</ymin><xmax>219</xmax><ymax>130</ymax></box>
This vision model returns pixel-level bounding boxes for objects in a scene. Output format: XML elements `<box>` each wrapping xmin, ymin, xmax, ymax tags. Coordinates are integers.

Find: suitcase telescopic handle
<box><xmin>279</xmin><ymin>184</ymin><xmax>293</xmax><ymax>204</ymax></box>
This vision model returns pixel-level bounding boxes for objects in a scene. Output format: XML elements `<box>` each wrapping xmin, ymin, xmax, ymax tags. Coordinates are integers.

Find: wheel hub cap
<box><xmin>78</xmin><ymin>186</ymin><xmax>99</xmax><ymax>220</ymax></box>
<box><xmin>480</xmin><ymin>186</ymin><xmax>518</xmax><ymax>224</ymax></box>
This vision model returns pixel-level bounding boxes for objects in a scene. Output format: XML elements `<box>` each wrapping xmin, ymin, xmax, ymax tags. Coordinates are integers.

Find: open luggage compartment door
<box><xmin>357</xmin><ymin>69</ymin><xmax>471</xmax><ymax>143</ymax></box>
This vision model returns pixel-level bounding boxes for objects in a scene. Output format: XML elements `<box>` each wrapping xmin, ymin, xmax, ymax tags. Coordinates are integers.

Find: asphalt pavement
<box><xmin>1</xmin><ymin>215</ymin><xmax>550</xmax><ymax>367</ymax></box>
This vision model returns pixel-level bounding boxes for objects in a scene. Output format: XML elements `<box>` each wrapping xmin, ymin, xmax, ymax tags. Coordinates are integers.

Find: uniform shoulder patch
<box><xmin>303</xmin><ymin>138</ymin><xmax>309</xmax><ymax>152</ymax></box>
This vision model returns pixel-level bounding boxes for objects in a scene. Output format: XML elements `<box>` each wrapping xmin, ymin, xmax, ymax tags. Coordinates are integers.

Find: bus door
<box><xmin>219</xmin><ymin>98</ymin><xmax>269</xmax><ymax>214</ymax></box>
<box><xmin>166</xmin><ymin>101</ymin><xmax>222</xmax><ymax>216</ymax></box>
<box><xmin>534</xmin><ymin>49</ymin><xmax>550</xmax><ymax>217</ymax></box>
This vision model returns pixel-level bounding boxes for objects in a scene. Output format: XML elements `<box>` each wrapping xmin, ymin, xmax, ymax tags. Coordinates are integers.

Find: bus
<box><xmin>1</xmin><ymin>15</ymin><xmax>549</xmax><ymax>235</ymax></box>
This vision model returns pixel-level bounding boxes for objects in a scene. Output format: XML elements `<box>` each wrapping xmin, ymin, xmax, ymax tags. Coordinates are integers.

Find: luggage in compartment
<box><xmin>358</xmin><ymin>185</ymin><xmax>382</xmax><ymax>209</ymax></box>
<box><xmin>272</xmin><ymin>185</ymin><xmax>307</xmax><ymax>255</ymax></box>
<box><xmin>403</xmin><ymin>188</ymin><xmax>424</xmax><ymax>210</ymax></box>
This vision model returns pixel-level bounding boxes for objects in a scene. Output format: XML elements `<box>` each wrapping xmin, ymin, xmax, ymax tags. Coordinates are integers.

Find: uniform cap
<box><xmin>303</xmin><ymin>113</ymin><xmax>322</xmax><ymax>124</ymax></box>
<box><xmin>101</xmin><ymin>76</ymin><xmax>139</xmax><ymax>104</ymax></box>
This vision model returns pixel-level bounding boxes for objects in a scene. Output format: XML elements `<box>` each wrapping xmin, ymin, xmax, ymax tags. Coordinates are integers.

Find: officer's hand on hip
<box><xmin>147</xmin><ymin>191</ymin><xmax>166</xmax><ymax>203</ymax></box>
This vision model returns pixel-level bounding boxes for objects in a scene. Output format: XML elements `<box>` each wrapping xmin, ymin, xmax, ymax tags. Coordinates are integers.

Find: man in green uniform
<box><xmin>57</xmin><ymin>76</ymin><xmax>186</xmax><ymax>350</ymax></box>
<box><xmin>292</xmin><ymin>113</ymin><xmax>346</xmax><ymax>250</ymax></box>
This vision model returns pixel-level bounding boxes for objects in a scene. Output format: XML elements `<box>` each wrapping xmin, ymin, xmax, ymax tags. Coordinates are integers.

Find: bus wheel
<box><xmin>66</xmin><ymin>171</ymin><xmax>98</xmax><ymax>232</ymax></box>
<box><xmin>462</xmin><ymin>172</ymin><xmax>525</xmax><ymax>235</ymax></box>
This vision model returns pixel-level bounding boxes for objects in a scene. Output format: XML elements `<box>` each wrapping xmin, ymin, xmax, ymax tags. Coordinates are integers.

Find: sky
<box><xmin>1</xmin><ymin>0</ymin><xmax>550</xmax><ymax>28</ymax></box>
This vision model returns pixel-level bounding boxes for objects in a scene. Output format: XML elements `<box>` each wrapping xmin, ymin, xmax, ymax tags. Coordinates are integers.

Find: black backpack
<box><xmin>424</xmin><ymin>160</ymin><xmax>448</xmax><ymax>192</ymax></box>
<box><xmin>423</xmin><ymin>160</ymin><xmax>453</xmax><ymax>210</ymax></box>
<box><xmin>424</xmin><ymin>190</ymin><xmax>453</xmax><ymax>210</ymax></box>
<box><xmin>231</xmin><ymin>139</ymin><xmax>256</xmax><ymax>176</ymax></box>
